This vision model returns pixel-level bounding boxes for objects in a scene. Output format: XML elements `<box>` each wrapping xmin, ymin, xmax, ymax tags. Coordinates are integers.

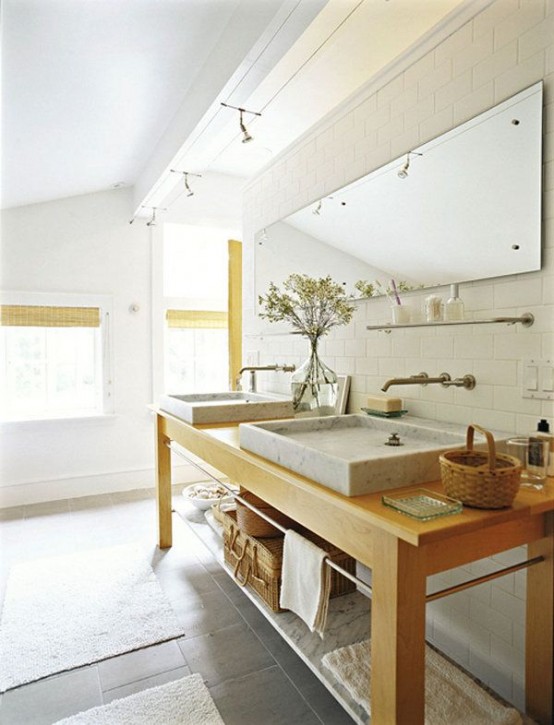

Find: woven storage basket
<box><xmin>235</xmin><ymin>489</ymin><xmax>296</xmax><ymax>538</ymax></box>
<box><xmin>221</xmin><ymin>509</ymin><xmax>356</xmax><ymax>612</ymax></box>
<box><xmin>440</xmin><ymin>423</ymin><xmax>521</xmax><ymax>509</ymax></box>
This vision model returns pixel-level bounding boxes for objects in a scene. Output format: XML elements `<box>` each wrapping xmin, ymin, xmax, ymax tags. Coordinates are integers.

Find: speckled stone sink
<box><xmin>159</xmin><ymin>392</ymin><xmax>294</xmax><ymax>425</ymax></box>
<box><xmin>239</xmin><ymin>414</ymin><xmax>471</xmax><ymax>496</ymax></box>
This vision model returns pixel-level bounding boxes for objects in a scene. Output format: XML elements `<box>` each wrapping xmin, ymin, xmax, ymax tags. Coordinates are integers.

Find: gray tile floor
<box><xmin>0</xmin><ymin>489</ymin><xmax>355</xmax><ymax>725</ymax></box>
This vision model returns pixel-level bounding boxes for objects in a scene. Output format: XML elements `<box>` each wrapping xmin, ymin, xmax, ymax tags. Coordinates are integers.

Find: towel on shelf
<box><xmin>279</xmin><ymin>529</ymin><xmax>331</xmax><ymax>636</ymax></box>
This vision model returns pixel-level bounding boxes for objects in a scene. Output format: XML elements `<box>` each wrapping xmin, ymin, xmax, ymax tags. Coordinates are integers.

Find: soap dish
<box><xmin>361</xmin><ymin>407</ymin><xmax>408</xmax><ymax>418</ymax></box>
<box><xmin>382</xmin><ymin>489</ymin><xmax>463</xmax><ymax>521</ymax></box>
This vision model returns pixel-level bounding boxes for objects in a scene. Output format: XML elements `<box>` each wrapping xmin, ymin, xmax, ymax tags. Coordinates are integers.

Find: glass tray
<box><xmin>382</xmin><ymin>489</ymin><xmax>463</xmax><ymax>521</ymax></box>
<box><xmin>361</xmin><ymin>407</ymin><xmax>408</xmax><ymax>418</ymax></box>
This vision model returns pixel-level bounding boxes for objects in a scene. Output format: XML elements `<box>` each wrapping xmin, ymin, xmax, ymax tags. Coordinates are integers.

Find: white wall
<box><xmin>243</xmin><ymin>0</ymin><xmax>554</xmax><ymax>709</ymax></box>
<box><xmin>0</xmin><ymin>188</ymin><xmax>157</xmax><ymax>505</ymax></box>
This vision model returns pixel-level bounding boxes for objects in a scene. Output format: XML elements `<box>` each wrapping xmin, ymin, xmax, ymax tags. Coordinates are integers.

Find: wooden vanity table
<box><xmin>154</xmin><ymin>408</ymin><xmax>554</xmax><ymax>725</ymax></box>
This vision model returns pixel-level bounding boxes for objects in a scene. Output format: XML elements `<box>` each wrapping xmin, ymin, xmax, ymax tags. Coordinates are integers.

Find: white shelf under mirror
<box><xmin>366</xmin><ymin>313</ymin><xmax>534</xmax><ymax>331</ymax></box>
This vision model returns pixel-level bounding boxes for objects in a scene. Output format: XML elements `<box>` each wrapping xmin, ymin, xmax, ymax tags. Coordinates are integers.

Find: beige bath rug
<box><xmin>53</xmin><ymin>674</ymin><xmax>224</xmax><ymax>724</ymax></box>
<box><xmin>0</xmin><ymin>544</ymin><xmax>185</xmax><ymax>692</ymax></box>
<box><xmin>322</xmin><ymin>640</ymin><xmax>522</xmax><ymax>724</ymax></box>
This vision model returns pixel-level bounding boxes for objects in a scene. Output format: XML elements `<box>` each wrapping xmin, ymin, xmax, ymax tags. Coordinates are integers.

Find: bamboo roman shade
<box><xmin>165</xmin><ymin>310</ymin><xmax>228</xmax><ymax>329</ymax></box>
<box><xmin>0</xmin><ymin>305</ymin><xmax>101</xmax><ymax>328</ymax></box>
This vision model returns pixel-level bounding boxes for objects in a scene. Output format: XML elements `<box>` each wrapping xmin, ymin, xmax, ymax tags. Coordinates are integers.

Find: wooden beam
<box><xmin>526</xmin><ymin>512</ymin><xmax>554</xmax><ymax>724</ymax></box>
<box><xmin>156</xmin><ymin>414</ymin><xmax>173</xmax><ymax>548</ymax></box>
<box><xmin>371</xmin><ymin>530</ymin><xmax>426</xmax><ymax>724</ymax></box>
<box><xmin>228</xmin><ymin>239</ymin><xmax>242</xmax><ymax>391</ymax></box>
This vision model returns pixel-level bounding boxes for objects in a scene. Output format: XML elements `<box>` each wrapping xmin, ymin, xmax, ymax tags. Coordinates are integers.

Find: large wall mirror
<box><xmin>255</xmin><ymin>81</ymin><xmax>542</xmax><ymax>309</ymax></box>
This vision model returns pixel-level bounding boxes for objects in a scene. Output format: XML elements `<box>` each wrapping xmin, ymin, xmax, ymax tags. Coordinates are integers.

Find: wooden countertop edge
<box><xmin>153</xmin><ymin>408</ymin><xmax>554</xmax><ymax>547</ymax></box>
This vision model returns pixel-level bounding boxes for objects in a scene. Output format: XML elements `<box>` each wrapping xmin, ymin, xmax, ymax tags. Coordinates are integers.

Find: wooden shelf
<box><xmin>174</xmin><ymin>501</ymin><xmax>370</xmax><ymax>725</ymax></box>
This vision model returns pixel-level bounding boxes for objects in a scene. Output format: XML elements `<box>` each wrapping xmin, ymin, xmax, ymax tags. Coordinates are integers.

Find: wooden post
<box><xmin>526</xmin><ymin>512</ymin><xmax>554</xmax><ymax>724</ymax></box>
<box><xmin>155</xmin><ymin>414</ymin><xmax>173</xmax><ymax>548</ymax></box>
<box><xmin>371</xmin><ymin>529</ymin><xmax>427</xmax><ymax>724</ymax></box>
<box><xmin>228</xmin><ymin>239</ymin><xmax>242</xmax><ymax>390</ymax></box>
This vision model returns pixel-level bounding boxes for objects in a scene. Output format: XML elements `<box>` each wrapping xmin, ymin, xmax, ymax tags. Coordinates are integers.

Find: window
<box><xmin>0</xmin><ymin>295</ymin><xmax>112</xmax><ymax>421</ymax></box>
<box><xmin>165</xmin><ymin>310</ymin><xmax>228</xmax><ymax>393</ymax></box>
<box><xmin>159</xmin><ymin>224</ymin><xmax>239</xmax><ymax>395</ymax></box>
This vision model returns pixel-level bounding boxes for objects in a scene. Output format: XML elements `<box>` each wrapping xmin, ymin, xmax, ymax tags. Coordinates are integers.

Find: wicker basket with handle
<box><xmin>221</xmin><ymin>508</ymin><xmax>356</xmax><ymax>612</ymax></box>
<box><xmin>440</xmin><ymin>424</ymin><xmax>522</xmax><ymax>509</ymax></box>
<box><xmin>235</xmin><ymin>489</ymin><xmax>296</xmax><ymax>538</ymax></box>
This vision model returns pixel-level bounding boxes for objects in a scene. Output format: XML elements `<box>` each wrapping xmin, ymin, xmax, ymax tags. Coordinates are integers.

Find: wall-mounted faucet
<box><xmin>381</xmin><ymin>371</ymin><xmax>476</xmax><ymax>392</ymax></box>
<box><xmin>235</xmin><ymin>364</ymin><xmax>296</xmax><ymax>393</ymax></box>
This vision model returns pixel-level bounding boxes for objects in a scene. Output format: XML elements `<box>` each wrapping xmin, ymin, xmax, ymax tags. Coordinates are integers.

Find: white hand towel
<box><xmin>279</xmin><ymin>530</ymin><xmax>331</xmax><ymax>637</ymax></box>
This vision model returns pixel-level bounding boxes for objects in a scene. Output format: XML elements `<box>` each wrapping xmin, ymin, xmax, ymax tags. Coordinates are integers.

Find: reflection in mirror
<box><xmin>255</xmin><ymin>82</ymin><xmax>542</xmax><ymax>307</ymax></box>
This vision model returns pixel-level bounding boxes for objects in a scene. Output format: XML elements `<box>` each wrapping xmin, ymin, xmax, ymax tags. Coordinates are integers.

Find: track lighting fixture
<box><xmin>140</xmin><ymin>205</ymin><xmax>167</xmax><ymax>227</ymax></box>
<box><xmin>397</xmin><ymin>151</ymin><xmax>422</xmax><ymax>179</ymax></box>
<box><xmin>397</xmin><ymin>156</ymin><xmax>410</xmax><ymax>179</ymax></box>
<box><xmin>221</xmin><ymin>102</ymin><xmax>262</xmax><ymax>144</ymax></box>
<box><xmin>170</xmin><ymin>169</ymin><xmax>202</xmax><ymax>197</ymax></box>
<box><xmin>239</xmin><ymin>110</ymin><xmax>253</xmax><ymax>143</ymax></box>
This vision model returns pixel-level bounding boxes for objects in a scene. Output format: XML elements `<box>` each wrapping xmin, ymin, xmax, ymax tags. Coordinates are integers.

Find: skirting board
<box><xmin>0</xmin><ymin>462</ymin><xmax>209</xmax><ymax>509</ymax></box>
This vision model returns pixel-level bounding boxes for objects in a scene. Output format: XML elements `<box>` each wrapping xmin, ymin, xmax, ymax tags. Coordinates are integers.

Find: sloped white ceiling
<box><xmin>2</xmin><ymin>0</ymin><xmax>475</xmax><ymax>213</ymax></box>
<box><xmin>2</xmin><ymin>0</ymin><xmax>323</xmax><ymax>209</ymax></box>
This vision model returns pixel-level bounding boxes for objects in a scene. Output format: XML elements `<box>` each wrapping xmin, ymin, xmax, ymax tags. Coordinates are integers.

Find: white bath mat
<box><xmin>53</xmin><ymin>673</ymin><xmax>224</xmax><ymax>724</ymax></box>
<box><xmin>0</xmin><ymin>544</ymin><xmax>185</xmax><ymax>692</ymax></box>
<box><xmin>322</xmin><ymin>640</ymin><xmax>522</xmax><ymax>725</ymax></box>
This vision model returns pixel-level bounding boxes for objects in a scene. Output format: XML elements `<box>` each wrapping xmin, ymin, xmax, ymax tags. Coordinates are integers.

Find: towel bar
<box><xmin>167</xmin><ymin>442</ymin><xmax>544</xmax><ymax>603</ymax></box>
<box><xmin>426</xmin><ymin>556</ymin><xmax>544</xmax><ymax>602</ymax></box>
<box><xmin>167</xmin><ymin>442</ymin><xmax>374</xmax><ymax>598</ymax></box>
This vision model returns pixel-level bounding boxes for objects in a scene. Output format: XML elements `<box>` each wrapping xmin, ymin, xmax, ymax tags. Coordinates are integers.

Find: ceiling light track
<box><xmin>136</xmin><ymin>1</ymin><xmax>364</xmax><ymax>212</ymax></box>
<box><xmin>202</xmin><ymin>1</ymin><xmax>366</xmax><ymax>174</ymax></box>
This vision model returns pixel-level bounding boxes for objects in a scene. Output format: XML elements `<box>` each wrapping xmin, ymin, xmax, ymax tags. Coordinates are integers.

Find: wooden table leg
<box><xmin>526</xmin><ymin>513</ymin><xmax>554</xmax><ymax>725</ymax></box>
<box><xmin>156</xmin><ymin>414</ymin><xmax>173</xmax><ymax>549</ymax></box>
<box><xmin>371</xmin><ymin>529</ymin><xmax>427</xmax><ymax>724</ymax></box>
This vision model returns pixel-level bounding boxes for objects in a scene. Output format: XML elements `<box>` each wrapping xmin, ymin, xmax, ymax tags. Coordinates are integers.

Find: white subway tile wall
<box><xmin>243</xmin><ymin>0</ymin><xmax>554</xmax><ymax>709</ymax></box>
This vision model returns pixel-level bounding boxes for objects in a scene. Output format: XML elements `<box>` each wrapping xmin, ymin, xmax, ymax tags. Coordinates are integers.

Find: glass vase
<box><xmin>291</xmin><ymin>337</ymin><xmax>338</xmax><ymax>416</ymax></box>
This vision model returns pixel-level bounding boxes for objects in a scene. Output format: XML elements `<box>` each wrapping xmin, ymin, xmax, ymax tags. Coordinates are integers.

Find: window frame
<box><xmin>0</xmin><ymin>291</ymin><xmax>114</xmax><ymax>422</ymax></box>
<box><xmin>152</xmin><ymin>223</ymin><xmax>241</xmax><ymax>401</ymax></box>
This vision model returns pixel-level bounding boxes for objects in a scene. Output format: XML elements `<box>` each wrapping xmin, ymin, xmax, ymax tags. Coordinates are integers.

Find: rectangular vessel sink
<box><xmin>239</xmin><ymin>414</ymin><xmax>469</xmax><ymax>496</ymax></box>
<box><xmin>160</xmin><ymin>392</ymin><xmax>294</xmax><ymax>425</ymax></box>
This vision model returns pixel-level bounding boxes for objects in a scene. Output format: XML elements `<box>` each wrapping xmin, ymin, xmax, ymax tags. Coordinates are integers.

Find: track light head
<box><xmin>170</xmin><ymin>169</ymin><xmax>201</xmax><ymax>198</ymax></box>
<box><xmin>221</xmin><ymin>102</ymin><xmax>261</xmax><ymax>145</ymax></box>
<box><xmin>141</xmin><ymin>205</ymin><xmax>167</xmax><ymax>226</ymax></box>
<box><xmin>397</xmin><ymin>151</ymin><xmax>422</xmax><ymax>179</ymax></box>
<box><xmin>239</xmin><ymin>110</ymin><xmax>253</xmax><ymax>143</ymax></box>
<box><xmin>398</xmin><ymin>154</ymin><xmax>410</xmax><ymax>179</ymax></box>
<box><xmin>184</xmin><ymin>173</ymin><xmax>194</xmax><ymax>197</ymax></box>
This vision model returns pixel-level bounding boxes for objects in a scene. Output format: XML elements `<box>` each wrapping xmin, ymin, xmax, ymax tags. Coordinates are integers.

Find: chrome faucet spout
<box><xmin>235</xmin><ymin>364</ymin><xmax>296</xmax><ymax>393</ymax></box>
<box><xmin>381</xmin><ymin>372</ymin><xmax>434</xmax><ymax>392</ymax></box>
<box><xmin>381</xmin><ymin>371</ymin><xmax>476</xmax><ymax>392</ymax></box>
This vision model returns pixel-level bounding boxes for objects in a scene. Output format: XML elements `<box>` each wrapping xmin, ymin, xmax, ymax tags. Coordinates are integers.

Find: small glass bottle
<box><xmin>445</xmin><ymin>284</ymin><xmax>464</xmax><ymax>321</ymax></box>
<box><xmin>425</xmin><ymin>294</ymin><xmax>442</xmax><ymax>322</ymax></box>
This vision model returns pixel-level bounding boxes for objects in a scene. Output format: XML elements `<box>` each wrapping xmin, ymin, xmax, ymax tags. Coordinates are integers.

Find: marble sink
<box><xmin>159</xmin><ymin>392</ymin><xmax>294</xmax><ymax>425</ymax></box>
<box><xmin>239</xmin><ymin>414</ymin><xmax>470</xmax><ymax>496</ymax></box>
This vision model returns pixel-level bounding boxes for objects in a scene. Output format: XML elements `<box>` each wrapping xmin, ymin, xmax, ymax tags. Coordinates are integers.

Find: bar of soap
<box><xmin>366</xmin><ymin>394</ymin><xmax>402</xmax><ymax>412</ymax></box>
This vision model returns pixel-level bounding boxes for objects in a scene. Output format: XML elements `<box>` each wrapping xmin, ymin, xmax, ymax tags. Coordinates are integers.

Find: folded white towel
<box><xmin>279</xmin><ymin>530</ymin><xmax>331</xmax><ymax>636</ymax></box>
